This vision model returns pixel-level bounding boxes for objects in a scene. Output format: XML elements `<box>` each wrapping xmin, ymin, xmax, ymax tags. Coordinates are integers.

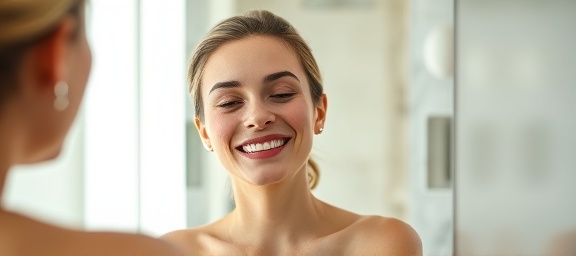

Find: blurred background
<box><xmin>456</xmin><ymin>0</ymin><xmax>576</xmax><ymax>255</ymax></box>
<box><xmin>4</xmin><ymin>0</ymin><xmax>574</xmax><ymax>256</ymax></box>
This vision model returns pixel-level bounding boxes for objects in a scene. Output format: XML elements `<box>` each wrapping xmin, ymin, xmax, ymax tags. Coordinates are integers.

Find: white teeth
<box><xmin>242</xmin><ymin>139</ymin><xmax>286</xmax><ymax>153</ymax></box>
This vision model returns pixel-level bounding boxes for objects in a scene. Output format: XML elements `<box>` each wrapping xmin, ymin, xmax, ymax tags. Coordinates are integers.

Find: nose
<box><xmin>243</xmin><ymin>101</ymin><xmax>275</xmax><ymax>130</ymax></box>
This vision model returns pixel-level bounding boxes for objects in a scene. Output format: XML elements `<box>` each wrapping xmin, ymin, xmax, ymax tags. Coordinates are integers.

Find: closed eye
<box><xmin>270</xmin><ymin>93</ymin><xmax>297</xmax><ymax>99</ymax></box>
<box><xmin>216</xmin><ymin>100</ymin><xmax>243</xmax><ymax>108</ymax></box>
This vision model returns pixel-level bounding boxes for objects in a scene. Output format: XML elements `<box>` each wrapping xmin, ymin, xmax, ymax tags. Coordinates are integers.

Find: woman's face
<box><xmin>196</xmin><ymin>35</ymin><xmax>326</xmax><ymax>186</ymax></box>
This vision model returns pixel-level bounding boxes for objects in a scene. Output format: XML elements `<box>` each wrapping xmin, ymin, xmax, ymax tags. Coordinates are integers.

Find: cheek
<box><xmin>70</xmin><ymin>39</ymin><xmax>92</xmax><ymax>104</ymax></box>
<box><xmin>82</xmin><ymin>39</ymin><xmax>92</xmax><ymax>87</ymax></box>
<box><xmin>284</xmin><ymin>99</ymin><xmax>315</xmax><ymax>153</ymax></box>
<box><xmin>206</xmin><ymin>113</ymin><xmax>236</xmax><ymax>147</ymax></box>
<box><xmin>286</xmin><ymin>106</ymin><xmax>314</xmax><ymax>168</ymax></box>
<box><xmin>287</xmin><ymin>99</ymin><xmax>315</xmax><ymax>131</ymax></box>
<box><xmin>85</xmin><ymin>41</ymin><xmax>93</xmax><ymax>78</ymax></box>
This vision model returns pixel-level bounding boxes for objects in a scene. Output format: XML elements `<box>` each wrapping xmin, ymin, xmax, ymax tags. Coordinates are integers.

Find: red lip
<box><xmin>235</xmin><ymin>134</ymin><xmax>292</xmax><ymax>160</ymax></box>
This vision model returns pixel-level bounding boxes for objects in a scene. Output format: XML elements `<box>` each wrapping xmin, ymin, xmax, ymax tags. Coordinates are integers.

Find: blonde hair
<box><xmin>0</xmin><ymin>0</ymin><xmax>83</xmax><ymax>101</ymax></box>
<box><xmin>189</xmin><ymin>10</ymin><xmax>323</xmax><ymax>189</ymax></box>
<box><xmin>0</xmin><ymin>0</ymin><xmax>79</xmax><ymax>46</ymax></box>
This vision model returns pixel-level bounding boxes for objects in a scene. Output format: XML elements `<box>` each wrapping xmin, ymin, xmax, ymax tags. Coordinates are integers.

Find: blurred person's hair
<box><xmin>0</xmin><ymin>0</ymin><xmax>84</xmax><ymax>103</ymax></box>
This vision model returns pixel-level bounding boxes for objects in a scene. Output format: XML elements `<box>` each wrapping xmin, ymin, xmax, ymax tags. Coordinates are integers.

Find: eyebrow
<box><xmin>264</xmin><ymin>70</ymin><xmax>300</xmax><ymax>83</ymax></box>
<box><xmin>208</xmin><ymin>70</ymin><xmax>300</xmax><ymax>95</ymax></box>
<box><xmin>209</xmin><ymin>80</ymin><xmax>241</xmax><ymax>94</ymax></box>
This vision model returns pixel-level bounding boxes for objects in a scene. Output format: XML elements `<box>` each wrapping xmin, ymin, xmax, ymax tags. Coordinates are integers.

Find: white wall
<box><xmin>85</xmin><ymin>0</ymin><xmax>187</xmax><ymax>236</ymax></box>
<box><xmin>138</xmin><ymin>0</ymin><xmax>187</xmax><ymax>236</ymax></box>
<box><xmin>408</xmin><ymin>0</ymin><xmax>454</xmax><ymax>255</ymax></box>
<box><xmin>83</xmin><ymin>0</ymin><xmax>140</xmax><ymax>232</ymax></box>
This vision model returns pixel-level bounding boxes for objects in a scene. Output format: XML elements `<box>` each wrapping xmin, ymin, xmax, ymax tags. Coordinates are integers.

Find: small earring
<box><xmin>204</xmin><ymin>143</ymin><xmax>213</xmax><ymax>152</ymax></box>
<box><xmin>318</xmin><ymin>127</ymin><xmax>324</xmax><ymax>134</ymax></box>
<box><xmin>53</xmin><ymin>81</ymin><xmax>69</xmax><ymax>111</ymax></box>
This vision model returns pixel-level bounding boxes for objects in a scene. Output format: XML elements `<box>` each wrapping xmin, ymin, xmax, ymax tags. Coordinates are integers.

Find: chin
<box><xmin>246</xmin><ymin>169</ymin><xmax>288</xmax><ymax>186</ymax></box>
<box><xmin>44</xmin><ymin>147</ymin><xmax>63</xmax><ymax>160</ymax></box>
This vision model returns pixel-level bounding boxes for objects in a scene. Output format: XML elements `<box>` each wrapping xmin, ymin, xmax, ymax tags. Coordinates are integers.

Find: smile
<box><xmin>236</xmin><ymin>137</ymin><xmax>291</xmax><ymax>154</ymax></box>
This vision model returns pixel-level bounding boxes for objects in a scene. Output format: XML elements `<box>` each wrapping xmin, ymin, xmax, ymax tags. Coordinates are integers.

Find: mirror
<box><xmin>6</xmin><ymin>1</ymin><xmax>576</xmax><ymax>255</ymax></box>
<box><xmin>4</xmin><ymin>0</ymin><xmax>454</xmax><ymax>255</ymax></box>
<box><xmin>184</xmin><ymin>0</ymin><xmax>454</xmax><ymax>255</ymax></box>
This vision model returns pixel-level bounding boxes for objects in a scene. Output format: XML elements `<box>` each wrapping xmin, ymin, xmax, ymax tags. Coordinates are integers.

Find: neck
<box><xmin>0</xmin><ymin>137</ymin><xmax>12</xmax><ymax>204</ymax></box>
<box><xmin>228</xmin><ymin>167</ymin><xmax>324</xmax><ymax>245</ymax></box>
<box><xmin>0</xmin><ymin>137</ymin><xmax>12</xmax><ymax>202</ymax></box>
<box><xmin>0</xmin><ymin>104</ymin><xmax>24</xmax><ymax>203</ymax></box>
<box><xmin>0</xmin><ymin>169</ymin><xmax>6</xmax><ymax>204</ymax></box>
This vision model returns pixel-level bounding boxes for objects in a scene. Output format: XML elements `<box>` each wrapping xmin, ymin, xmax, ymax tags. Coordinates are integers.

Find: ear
<box><xmin>314</xmin><ymin>93</ymin><xmax>327</xmax><ymax>134</ymax></box>
<box><xmin>30</xmin><ymin>16</ymin><xmax>76</xmax><ymax>91</ymax></box>
<box><xmin>194</xmin><ymin>116</ymin><xmax>212</xmax><ymax>151</ymax></box>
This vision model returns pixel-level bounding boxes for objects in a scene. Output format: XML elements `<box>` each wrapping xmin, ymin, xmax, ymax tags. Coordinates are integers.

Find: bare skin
<box><xmin>0</xmin><ymin>209</ymin><xmax>183</xmax><ymax>256</ymax></box>
<box><xmin>163</xmin><ymin>199</ymin><xmax>421</xmax><ymax>255</ymax></box>
<box><xmin>162</xmin><ymin>35</ymin><xmax>422</xmax><ymax>255</ymax></box>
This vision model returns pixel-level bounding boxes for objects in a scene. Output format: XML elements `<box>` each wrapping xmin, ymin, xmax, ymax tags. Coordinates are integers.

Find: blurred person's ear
<box><xmin>27</xmin><ymin>16</ymin><xmax>77</xmax><ymax>93</ymax></box>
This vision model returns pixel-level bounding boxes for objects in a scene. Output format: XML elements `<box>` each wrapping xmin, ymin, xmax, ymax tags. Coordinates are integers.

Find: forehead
<box><xmin>201</xmin><ymin>35</ymin><xmax>306</xmax><ymax>88</ymax></box>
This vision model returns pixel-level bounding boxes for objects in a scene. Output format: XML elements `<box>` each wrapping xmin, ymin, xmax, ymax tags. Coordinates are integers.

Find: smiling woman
<box><xmin>162</xmin><ymin>10</ymin><xmax>422</xmax><ymax>255</ymax></box>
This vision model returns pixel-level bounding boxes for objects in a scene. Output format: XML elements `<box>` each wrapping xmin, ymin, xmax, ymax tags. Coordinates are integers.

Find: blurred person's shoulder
<box><xmin>0</xmin><ymin>210</ymin><xmax>184</xmax><ymax>256</ymax></box>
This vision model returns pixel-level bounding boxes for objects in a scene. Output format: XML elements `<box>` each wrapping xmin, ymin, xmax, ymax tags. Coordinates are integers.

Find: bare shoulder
<box><xmin>349</xmin><ymin>215</ymin><xmax>422</xmax><ymax>255</ymax></box>
<box><xmin>0</xmin><ymin>210</ymin><xmax>183</xmax><ymax>256</ymax></box>
<box><xmin>161</xmin><ymin>228</ymin><xmax>205</xmax><ymax>252</ymax></box>
<box><xmin>161</xmin><ymin>224</ymin><xmax>238</xmax><ymax>255</ymax></box>
<box><xmin>71</xmin><ymin>230</ymin><xmax>185</xmax><ymax>256</ymax></box>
